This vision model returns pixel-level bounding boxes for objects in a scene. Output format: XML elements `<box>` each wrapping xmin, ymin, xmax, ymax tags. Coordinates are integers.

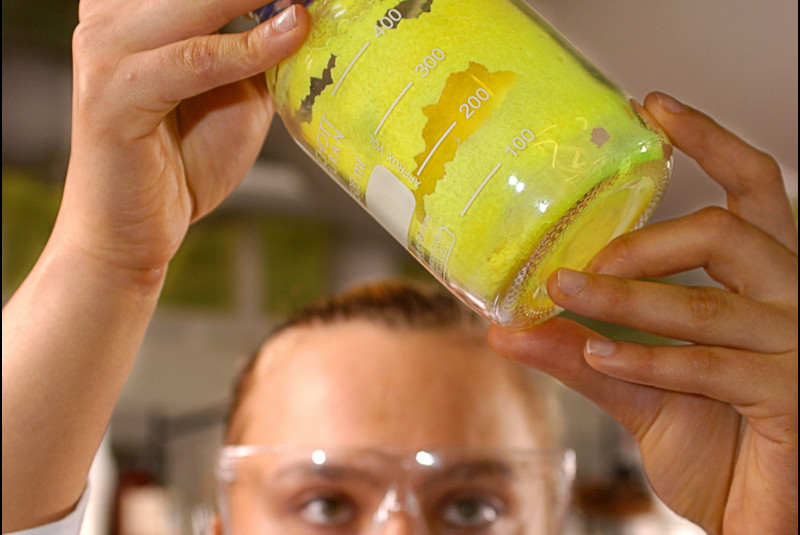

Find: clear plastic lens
<box><xmin>262</xmin><ymin>0</ymin><xmax>672</xmax><ymax>328</ymax></box>
<box><xmin>216</xmin><ymin>446</ymin><xmax>576</xmax><ymax>534</ymax></box>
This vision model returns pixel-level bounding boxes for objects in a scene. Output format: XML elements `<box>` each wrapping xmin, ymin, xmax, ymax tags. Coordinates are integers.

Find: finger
<box><xmin>643</xmin><ymin>91</ymin><xmax>797</xmax><ymax>252</ymax></box>
<box><xmin>488</xmin><ymin>319</ymin><xmax>666</xmax><ymax>428</ymax></box>
<box><xmin>115</xmin><ymin>5</ymin><xmax>309</xmax><ymax>136</ymax></box>
<box><xmin>583</xmin><ymin>337</ymin><xmax>793</xmax><ymax>408</ymax></box>
<box><xmin>548</xmin><ymin>268</ymin><xmax>795</xmax><ymax>353</ymax></box>
<box><xmin>587</xmin><ymin>206</ymin><xmax>798</xmax><ymax>302</ymax></box>
<box><xmin>106</xmin><ymin>0</ymin><xmax>278</xmax><ymax>53</ymax></box>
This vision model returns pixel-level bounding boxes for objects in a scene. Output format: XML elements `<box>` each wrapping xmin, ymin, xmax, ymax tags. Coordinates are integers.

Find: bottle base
<box><xmin>492</xmin><ymin>156</ymin><xmax>671</xmax><ymax>329</ymax></box>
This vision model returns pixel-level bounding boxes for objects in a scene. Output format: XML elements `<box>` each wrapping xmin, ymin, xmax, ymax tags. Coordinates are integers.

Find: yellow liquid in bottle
<box><xmin>267</xmin><ymin>0</ymin><xmax>671</xmax><ymax>327</ymax></box>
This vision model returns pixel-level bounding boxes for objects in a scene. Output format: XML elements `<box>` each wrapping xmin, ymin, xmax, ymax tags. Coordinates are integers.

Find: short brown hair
<box><xmin>225</xmin><ymin>279</ymin><xmax>560</xmax><ymax>445</ymax></box>
<box><xmin>272</xmin><ymin>278</ymin><xmax>484</xmax><ymax>331</ymax></box>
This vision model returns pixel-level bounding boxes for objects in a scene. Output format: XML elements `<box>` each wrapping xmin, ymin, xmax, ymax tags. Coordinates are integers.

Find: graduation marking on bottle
<box><xmin>374</xmin><ymin>81</ymin><xmax>414</xmax><ymax>136</ymax></box>
<box><xmin>461</xmin><ymin>162</ymin><xmax>503</xmax><ymax>217</ymax></box>
<box><xmin>332</xmin><ymin>41</ymin><xmax>372</xmax><ymax>96</ymax></box>
<box><xmin>416</xmin><ymin>121</ymin><xmax>458</xmax><ymax>177</ymax></box>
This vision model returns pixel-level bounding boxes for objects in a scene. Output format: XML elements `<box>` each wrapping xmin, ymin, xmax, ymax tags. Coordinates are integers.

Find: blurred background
<box><xmin>3</xmin><ymin>1</ymin><xmax>796</xmax><ymax>534</ymax></box>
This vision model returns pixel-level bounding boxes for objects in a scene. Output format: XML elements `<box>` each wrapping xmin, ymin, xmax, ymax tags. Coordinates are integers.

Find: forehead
<box><xmin>234</xmin><ymin>320</ymin><xmax>543</xmax><ymax>449</ymax></box>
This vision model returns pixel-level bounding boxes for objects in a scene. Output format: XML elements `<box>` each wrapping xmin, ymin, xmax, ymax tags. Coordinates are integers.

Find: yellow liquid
<box><xmin>267</xmin><ymin>0</ymin><xmax>671</xmax><ymax>327</ymax></box>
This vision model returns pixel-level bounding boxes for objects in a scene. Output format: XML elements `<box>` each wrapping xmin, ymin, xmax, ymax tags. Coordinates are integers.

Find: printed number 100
<box><xmin>506</xmin><ymin>128</ymin><xmax>536</xmax><ymax>156</ymax></box>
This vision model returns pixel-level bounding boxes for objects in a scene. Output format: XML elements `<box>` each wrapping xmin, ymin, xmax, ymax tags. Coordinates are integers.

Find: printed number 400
<box><xmin>375</xmin><ymin>9</ymin><xmax>402</xmax><ymax>36</ymax></box>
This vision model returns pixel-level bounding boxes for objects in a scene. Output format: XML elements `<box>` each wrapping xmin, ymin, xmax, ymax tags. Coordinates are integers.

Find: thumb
<box><xmin>118</xmin><ymin>5</ymin><xmax>310</xmax><ymax>135</ymax></box>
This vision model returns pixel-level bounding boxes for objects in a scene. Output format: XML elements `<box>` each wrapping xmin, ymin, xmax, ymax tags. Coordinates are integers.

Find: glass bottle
<box><xmin>254</xmin><ymin>0</ymin><xmax>672</xmax><ymax>328</ymax></box>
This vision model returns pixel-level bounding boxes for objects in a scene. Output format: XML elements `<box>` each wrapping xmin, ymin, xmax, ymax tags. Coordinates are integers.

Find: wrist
<box><xmin>38</xmin><ymin>226</ymin><xmax>170</xmax><ymax>299</ymax></box>
<box><xmin>57</xmin><ymin>156</ymin><xmax>192</xmax><ymax>275</ymax></box>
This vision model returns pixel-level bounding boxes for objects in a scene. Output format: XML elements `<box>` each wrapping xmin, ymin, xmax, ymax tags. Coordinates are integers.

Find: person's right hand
<box><xmin>59</xmin><ymin>0</ymin><xmax>310</xmax><ymax>274</ymax></box>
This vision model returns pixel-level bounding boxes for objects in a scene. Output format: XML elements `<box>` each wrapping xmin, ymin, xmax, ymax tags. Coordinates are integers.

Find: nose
<box><xmin>374</xmin><ymin>488</ymin><xmax>429</xmax><ymax>535</ymax></box>
<box><xmin>378</xmin><ymin>511</ymin><xmax>428</xmax><ymax>535</ymax></box>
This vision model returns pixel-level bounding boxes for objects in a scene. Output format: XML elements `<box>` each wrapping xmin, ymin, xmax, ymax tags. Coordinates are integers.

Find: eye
<box><xmin>439</xmin><ymin>495</ymin><xmax>504</xmax><ymax>528</ymax></box>
<box><xmin>299</xmin><ymin>495</ymin><xmax>357</xmax><ymax>526</ymax></box>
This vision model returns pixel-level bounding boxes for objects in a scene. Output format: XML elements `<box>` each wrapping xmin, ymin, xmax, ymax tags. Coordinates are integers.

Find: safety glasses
<box><xmin>216</xmin><ymin>445</ymin><xmax>575</xmax><ymax>534</ymax></box>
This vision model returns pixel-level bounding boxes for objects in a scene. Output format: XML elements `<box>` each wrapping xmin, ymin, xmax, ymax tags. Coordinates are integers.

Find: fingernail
<box><xmin>655</xmin><ymin>92</ymin><xmax>685</xmax><ymax>114</ymax></box>
<box><xmin>272</xmin><ymin>5</ymin><xmax>298</xmax><ymax>32</ymax></box>
<box><xmin>557</xmin><ymin>268</ymin><xmax>588</xmax><ymax>295</ymax></box>
<box><xmin>586</xmin><ymin>338</ymin><xmax>616</xmax><ymax>357</ymax></box>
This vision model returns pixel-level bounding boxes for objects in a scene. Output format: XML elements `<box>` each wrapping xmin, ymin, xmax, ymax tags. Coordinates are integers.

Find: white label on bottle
<box><xmin>365</xmin><ymin>165</ymin><xmax>416</xmax><ymax>246</ymax></box>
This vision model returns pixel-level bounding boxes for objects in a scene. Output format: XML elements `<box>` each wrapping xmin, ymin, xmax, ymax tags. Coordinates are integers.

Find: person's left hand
<box><xmin>489</xmin><ymin>92</ymin><xmax>798</xmax><ymax>535</ymax></box>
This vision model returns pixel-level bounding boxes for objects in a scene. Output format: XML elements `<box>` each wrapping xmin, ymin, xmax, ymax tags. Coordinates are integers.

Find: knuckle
<box><xmin>71</xmin><ymin>24</ymin><xmax>117</xmax><ymax>113</ymax></box>
<box><xmin>73</xmin><ymin>72</ymin><xmax>102</xmax><ymax>115</ymax></box>
<box><xmin>605</xmin><ymin>232</ymin><xmax>638</xmax><ymax>265</ymax></box>
<box><xmin>613</xmin><ymin>281</ymin><xmax>638</xmax><ymax>316</ymax></box>
<box><xmin>690</xmin><ymin>346</ymin><xmax>725</xmax><ymax>376</ymax></box>
<box><xmin>181</xmin><ymin>39</ymin><xmax>219</xmax><ymax>79</ymax></box>
<box><xmin>740</xmin><ymin>150</ymin><xmax>783</xmax><ymax>189</ymax></box>
<box><xmin>71</xmin><ymin>17</ymin><xmax>115</xmax><ymax>64</ymax></box>
<box><xmin>593</xmin><ymin>274</ymin><xmax>634</xmax><ymax>315</ymax></box>
<box><xmin>697</xmin><ymin>206</ymin><xmax>742</xmax><ymax>239</ymax></box>
<box><xmin>71</xmin><ymin>23</ymin><xmax>92</xmax><ymax>57</ymax></box>
<box><xmin>241</xmin><ymin>32</ymin><xmax>264</xmax><ymax>64</ymax></box>
<box><xmin>636</xmin><ymin>346</ymin><xmax>665</xmax><ymax>380</ymax></box>
<box><xmin>235</xmin><ymin>31</ymin><xmax>272</xmax><ymax>74</ymax></box>
<box><xmin>588</xmin><ymin>232</ymin><xmax>642</xmax><ymax>277</ymax></box>
<box><xmin>687</xmin><ymin>286</ymin><xmax>729</xmax><ymax>333</ymax></box>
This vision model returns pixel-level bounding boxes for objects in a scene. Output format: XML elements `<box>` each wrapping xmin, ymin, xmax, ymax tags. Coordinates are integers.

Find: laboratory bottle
<box><xmin>253</xmin><ymin>0</ymin><xmax>672</xmax><ymax>329</ymax></box>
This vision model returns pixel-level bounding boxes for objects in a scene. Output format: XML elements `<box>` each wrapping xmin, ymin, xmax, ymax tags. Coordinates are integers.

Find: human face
<box><xmin>218</xmin><ymin>320</ymin><xmax>573</xmax><ymax>534</ymax></box>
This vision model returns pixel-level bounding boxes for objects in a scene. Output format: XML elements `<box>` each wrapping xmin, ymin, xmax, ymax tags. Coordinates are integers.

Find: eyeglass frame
<box><xmin>215</xmin><ymin>444</ymin><xmax>576</xmax><ymax>534</ymax></box>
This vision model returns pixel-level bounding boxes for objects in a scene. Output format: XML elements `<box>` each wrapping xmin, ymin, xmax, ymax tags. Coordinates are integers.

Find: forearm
<box><xmin>1</xmin><ymin>235</ymin><xmax>166</xmax><ymax>532</ymax></box>
<box><xmin>1</xmin><ymin>2</ymin><xmax>309</xmax><ymax>530</ymax></box>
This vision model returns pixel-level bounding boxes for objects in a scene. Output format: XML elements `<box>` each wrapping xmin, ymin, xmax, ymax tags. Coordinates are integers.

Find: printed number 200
<box><xmin>459</xmin><ymin>88</ymin><xmax>490</xmax><ymax>119</ymax></box>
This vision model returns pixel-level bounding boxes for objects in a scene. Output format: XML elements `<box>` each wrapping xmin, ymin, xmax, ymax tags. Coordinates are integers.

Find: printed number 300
<box><xmin>415</xmin><ymin>48</ymin><xmax>446</xmax><ymax>78</ymax></box>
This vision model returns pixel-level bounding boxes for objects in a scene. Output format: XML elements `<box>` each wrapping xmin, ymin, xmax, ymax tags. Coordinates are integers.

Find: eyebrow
<box><xmin>429</xmin><ymin>459</ymin><xmax>514</xmax><ymax>481</ymax></box>
<box><xmin>272</xmin><ymin>461</ymin><xmax>387</xmax><ymax>489</ymax></box>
